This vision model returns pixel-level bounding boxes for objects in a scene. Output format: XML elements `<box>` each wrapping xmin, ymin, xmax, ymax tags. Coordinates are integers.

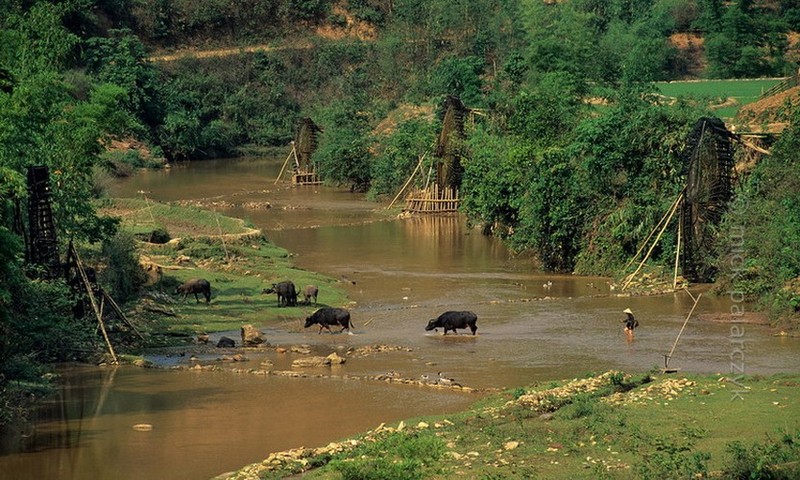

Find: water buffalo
<box><xmin>176</xmin><ymin>278</ymin><xmax>211</xmax><ymax>303</ymax></box>
<box><xmin>304</xmin><ymin>307</ymin><xmax>353</xmax><ymax>334</ymax></box>
<box><xmin>425</xmin><ymin>311</ymin><xmax>478</xmax><ymax>335</ymax></box>
<box><xmin>303</xmin><ymin>285</ymin><xmax>319</xmax><ymax>305</ymax></box>
<box><xmin>263</xmin><ymin>281</ymin><xmax>297</xmax><ymax>307</ymax></box>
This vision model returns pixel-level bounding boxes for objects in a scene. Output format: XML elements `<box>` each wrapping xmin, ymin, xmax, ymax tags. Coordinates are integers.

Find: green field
<box><xmin>656</xmin><ymin>78</ymin><xmax>784</xmax><ymax>118</ymax></box>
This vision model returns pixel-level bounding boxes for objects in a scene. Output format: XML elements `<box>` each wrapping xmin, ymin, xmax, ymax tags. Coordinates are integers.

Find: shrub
<box><xmin>723</xmin><ymin>430</ymin><xmax>800</xmax><ymax>480</ymax></box>
<box><xmin>101</xmin><ymin>231</ymin><xmax>146</xmax><ymax>302</ymax></box>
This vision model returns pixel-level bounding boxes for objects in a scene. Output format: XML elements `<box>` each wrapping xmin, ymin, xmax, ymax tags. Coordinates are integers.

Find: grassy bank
<box><xmin>101</xmin><ymin>198</ymin><xmax>349</xmax><ymax>338</ymax></box>
<box><xmin>220</xmin><ymin>371</ymin><xmax>800</xmax><ymax>479</ymax></box>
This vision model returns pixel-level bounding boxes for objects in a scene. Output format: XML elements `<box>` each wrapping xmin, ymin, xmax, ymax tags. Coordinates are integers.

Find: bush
<box><xmin>101</xmin><ymin>231</ymin><xmax>146</xmax><ymax>302</ymax></box>
<box><xmin>723</xmin><ymin>430</ymin><xmax>800</xmax><ymax>480</ymax></box>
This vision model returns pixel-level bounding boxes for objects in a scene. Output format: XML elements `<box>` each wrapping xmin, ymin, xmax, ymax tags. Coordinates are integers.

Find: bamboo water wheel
<box><xmin>680</xmin><ymin>117</ymin><xmax>735</xmax><ymax>282</ymax></box>
<box><xmin>274</xmin><ymin>118</ymin><xmax>322</xmax><ymax>185</ymax></box>
<box><xmin>622</xmin><ymin>117</ymin><xmax>737</xmax><ymax>290</ymax></box>
<box><xmin>403</xmin><ymin>96</ymin><xmax>467</xmax><ymax>213</ymax></box>
<box><xmin>292</xmin><ymin>118</ymin><xmax>322</xmax><ymax>185</ymax></box>
<box><xmin>26</xmin><ymin>166</ymin><xmax>61</xmax><ymax>276</ymax></box>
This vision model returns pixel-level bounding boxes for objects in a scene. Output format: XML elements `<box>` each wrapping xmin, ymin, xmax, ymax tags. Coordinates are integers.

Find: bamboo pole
<box><xmin>102</xmin><ymin>289</ymin><xmax>144</xmax><ymax>339</ymax></box>
<box><xmin>623</xmin><ymin>190</ymin><xmax>685</xmax><ymax>273</ymax></box>
<box><xmin>622</xmin><ymin>192</ymin><xmax>684</xmax><ymax>291</ymax></box>
<box><xmin>664</xmin><ymin>291</ymin><xmax>702</xmax><ymax>369</ymax></box>
<box><xmin>215</xmin><ymin>214</ymin><xmax>230</xmax><ymax>263</ymax></box>
<box><xmin>389</xmin><ymin>153</ymin><xmax>426</xmax><ymax>209</ymax></box>
<box><xmin>274</xmin><ymin>145</ymin><xmax>295</xmax><ymax>184</ymax></box>
<box><xmin>673</xmin><ymin>204</ymin><xmax>683</xmax><ymax>290</ymax></box>
<box><xmin>71</xmin><ymin>245</ymin><xmax>118</xmax><ymax>364</ymax></box>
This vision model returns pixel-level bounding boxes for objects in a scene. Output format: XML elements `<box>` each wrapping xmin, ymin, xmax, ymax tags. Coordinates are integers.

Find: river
<box><xmin>1</xmin><ymin>155</ymin><xmax>797</xmax><ymax>479</ymax></box>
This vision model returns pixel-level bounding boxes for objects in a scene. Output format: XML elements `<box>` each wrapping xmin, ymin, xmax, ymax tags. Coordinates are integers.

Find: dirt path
<box><xmin>148</xmin><ymin>43</ymin><xmax>301</xmax><ymax>62</ymax></box>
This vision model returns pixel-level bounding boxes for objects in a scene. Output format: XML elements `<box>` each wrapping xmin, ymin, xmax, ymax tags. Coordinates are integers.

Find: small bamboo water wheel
<box><xmin>275</xmin><ymin>118</ymin><xmax>323</xmax><ymax>185</ymax></box>
<box><xmin>403</xmin><ymin>96</ymin><xmax>467</xmax><ymax>214</ymax></box>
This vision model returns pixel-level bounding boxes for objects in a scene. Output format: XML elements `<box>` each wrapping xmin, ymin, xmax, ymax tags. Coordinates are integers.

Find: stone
<box><xmin>326</xmin><ymin>352</ymin><xmax>346</xmax><ymax>365</ymax></box>
<box><xmin>241</xmin><ymin>324</ymin><xmax>265</xmax><ymax>346</ymax></box>
<box><xmin>217</xmin><ymin>336</ymin><xmax>235</xmax><ymax>348</ymax></box>
<box><xmin>292</xmin><ymin>356</ymin><xmax>330</xmax><ymax>368</ymax></box>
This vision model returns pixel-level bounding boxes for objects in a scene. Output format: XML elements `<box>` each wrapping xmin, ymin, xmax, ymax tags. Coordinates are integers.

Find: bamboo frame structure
<box><xmin>404</xmin><ymin>183</ymin><xmax>460</xmax><ymax>214</ymax></box>
<box><xmin>622</xmin><ymin>191</ymin><xmax>684</xmax><ymax>291</ymax></box>
<box><xmin>70</xmin><ymin>245</ymin><xmax>118</xmax><ymax>364</ymax></box>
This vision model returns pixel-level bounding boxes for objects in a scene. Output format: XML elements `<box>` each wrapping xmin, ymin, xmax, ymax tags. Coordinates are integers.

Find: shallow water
<box><xmin>2</xmin><ymin>155</ymin><xmax>797</xmax><ymax>480</ymax></box>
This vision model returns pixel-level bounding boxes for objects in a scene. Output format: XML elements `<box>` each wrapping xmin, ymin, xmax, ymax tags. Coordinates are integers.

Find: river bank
<box><xmin>218</xmin><ymin>370</ymin><xmax>800</xmax><ymax>479</ymax></box>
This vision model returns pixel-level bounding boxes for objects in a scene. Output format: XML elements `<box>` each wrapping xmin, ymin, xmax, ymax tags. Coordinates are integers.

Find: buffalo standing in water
<box><xmin>176</xmin><ymin>278</ymin><xmax>211</xmax><ymax>303</ymax></box>
<box><xmin>425</xmin><ymin>311</ymin><xmax>478</xmax><ymax>335</ymax></box>
<box><xmin>304</xmin><ymin>307</ymin><xmax>353</xmax><ymax>334</ymax></box>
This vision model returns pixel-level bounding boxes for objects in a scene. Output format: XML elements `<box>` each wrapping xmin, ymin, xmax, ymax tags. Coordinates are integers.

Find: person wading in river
<box><xmin>622</xmin><ymin>308</ymin><xmax>638</xmax><ymax>337</ymax></box>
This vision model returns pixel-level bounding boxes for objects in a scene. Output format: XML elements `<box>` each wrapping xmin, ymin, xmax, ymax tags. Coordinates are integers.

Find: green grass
<box><xmin>243</xmin><ymin>372</ymin><xmax>800</xmax><ymax>480</ymax></box>
<box><xmin>103</xmin><ymin>198</ymin><xmax>349</xmax><ymax>340</ymax></box>
<box><xmin>655</xmin><ymin>78</ymin><xmax>784</xmax><ymax>118</ymax></box>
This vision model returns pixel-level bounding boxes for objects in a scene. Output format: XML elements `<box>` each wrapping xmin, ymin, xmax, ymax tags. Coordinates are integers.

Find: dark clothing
<box><xmin>623</xmin><ymin>313</ymin><xmax>638</xmax><ymax>330</ymax></box>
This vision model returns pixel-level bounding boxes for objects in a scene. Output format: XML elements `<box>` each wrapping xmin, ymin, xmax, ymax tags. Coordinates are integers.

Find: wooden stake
<box><xmin>622</xmin><ymin>192</ymin><xmax>683</xmax><ymax>291</ymax></box>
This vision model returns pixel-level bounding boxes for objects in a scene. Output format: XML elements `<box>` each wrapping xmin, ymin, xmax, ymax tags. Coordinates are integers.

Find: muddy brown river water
<box><xmin>2</xmin><ymin>156</ymin><xmax>798</xmax><ymax>479</ymax></box>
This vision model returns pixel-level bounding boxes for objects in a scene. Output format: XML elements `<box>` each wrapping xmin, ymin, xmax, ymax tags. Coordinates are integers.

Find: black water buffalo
<box><xmin>303</xmin><ymin>285</ymin><xmax>319</xmax><ymax>305</ymax></box>
<box><xmin>304</xmin><ymin>307</ymin><xmax>353</xmax><ymax>334</ymax></box>
<box><xmin>176</xmin><ymin>278</ymin><xmax>211</xmax><ymax>303</ymax></box>
<box><xmin>263</xmin><ymin>281</ymin><xmax>298</xmax><ymax>307</ymax></box>
<box><xmin>425</xmin><ymin>311</ymin><xmax>478</xmax><ymax>335</ymax></box>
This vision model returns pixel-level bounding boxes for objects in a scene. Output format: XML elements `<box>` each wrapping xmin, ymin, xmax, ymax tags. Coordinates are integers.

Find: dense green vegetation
<box><xmin>1</xmin><ymin>0</ymin><xmax>799</xmax><ymax>424</ymax></box>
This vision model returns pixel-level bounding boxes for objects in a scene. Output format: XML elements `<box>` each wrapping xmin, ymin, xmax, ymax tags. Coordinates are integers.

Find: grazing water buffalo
<box><xmin>304</xmin><ymin>307</ymin><xmax>353</xmax><ymax>334</ymax></box>
<box><xmin>176</xmin><ymin>278</ymin><xmax>211</xmax><ymax>303</ymax></box>
<box><xmin>263</xmin><ymin>281</ymin><xmax>298</xmax><ymax>307</ymax></box>
<box><xmin>303</xmin><ymin>285</ymin><xmax>319</xmax><ymax>305</ymax></box>
<box><xmin>425</xmin><ymin>311</ymin><xmax>478</xmax><ymax>335</ymax></box>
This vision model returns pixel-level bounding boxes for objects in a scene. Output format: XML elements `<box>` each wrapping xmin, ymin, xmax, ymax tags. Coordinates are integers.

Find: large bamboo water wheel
<box><xmin>403</xmin><ymin>96</ymin><xmax>467</xmax><ymax>213</ymax></box>
<box><xmin>680</xmin><ymin>117</ymin><xmax>735</xmax><ymax>282</ymax></box>
<box><xmin>622</xmin><ymin>117</ymin><xmax>737</xmax><ymax>290</ymax></box>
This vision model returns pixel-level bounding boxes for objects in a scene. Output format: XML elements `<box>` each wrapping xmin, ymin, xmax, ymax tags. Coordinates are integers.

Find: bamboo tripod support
<box><xmin>388</xmin><ymin>153</ymin><xmax>427</xmax><ymax>209</ymax></box>
<box><xmin>71</xmin><ymin>245</ymin><xmax>118</xmax><ymax>364</ymax></box>
<box><xmin>274</xmin><ymin>144</ymin><xmax>299</xmax><ymax>184</ymax></box>
<box><xmin>622</xmin><ymin>191</ymin><xmax>684</xmax><ymax>291</ymax></box>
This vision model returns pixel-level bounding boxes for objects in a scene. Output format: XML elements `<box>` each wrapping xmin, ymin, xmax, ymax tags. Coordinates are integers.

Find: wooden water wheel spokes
<box><xmin>681</xmin><ymin>117</ymin><xmax>735</xmax><ymax>282</ymax></box>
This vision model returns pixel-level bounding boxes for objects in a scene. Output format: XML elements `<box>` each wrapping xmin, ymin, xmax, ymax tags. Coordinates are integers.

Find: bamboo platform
<box><xmin>404</xmin><ymin>185</ymin><xmax>459</xmax><ymax>214</ymax></box>
<box><xmin>292</xmin><ymin>171</ymin><xmax>321</xmax><ymax>185</ymax></box>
